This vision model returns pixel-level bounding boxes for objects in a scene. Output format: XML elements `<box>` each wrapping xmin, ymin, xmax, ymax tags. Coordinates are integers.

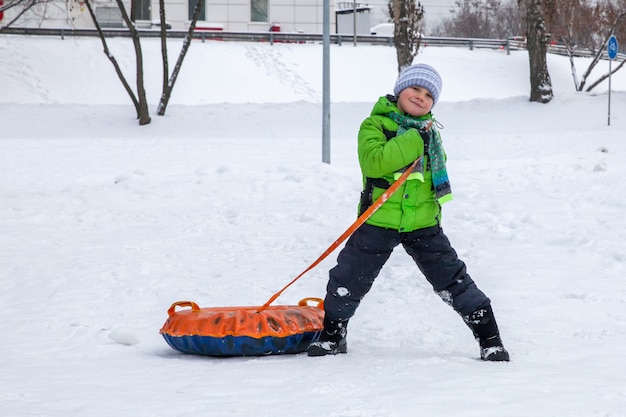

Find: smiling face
<box><xmin>396</xmin><ymin>86</ymin><xmax>434</xmax><ymax>117</ymax></box>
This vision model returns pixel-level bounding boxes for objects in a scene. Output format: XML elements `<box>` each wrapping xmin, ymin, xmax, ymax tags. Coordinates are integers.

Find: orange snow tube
<box><xmin>160</xmin><ymin>298</ymin><xmax>324</xmax><ymax>356</ymax></box>
<box><xmin>160</xmin><ymin>157</ymin><xmax>423</xmax><ymax>357</ymax></box>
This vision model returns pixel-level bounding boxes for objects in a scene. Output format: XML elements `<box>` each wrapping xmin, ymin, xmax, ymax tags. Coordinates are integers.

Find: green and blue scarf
<box><xmin>387</xmin><ymin>112</ymin><xmax>452</xmax><ymax>204</ymax></box>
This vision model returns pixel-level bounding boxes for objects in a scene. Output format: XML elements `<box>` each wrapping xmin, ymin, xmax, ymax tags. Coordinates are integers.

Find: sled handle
<box><xmin>167</xmin><ymin>301</ymin><xmax>200</xmax><ymax>317</ymax></box>
<box><xmin>298</xmin><ymin>297</ymin><xmax>324</xmax><ymax>309</ymax></box>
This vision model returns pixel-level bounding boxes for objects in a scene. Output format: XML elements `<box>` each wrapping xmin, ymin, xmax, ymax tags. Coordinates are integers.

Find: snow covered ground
<box><xmin>1</xmin><ymin>36</ymin><xmax>626</xmax><ymax>417</ymax></box>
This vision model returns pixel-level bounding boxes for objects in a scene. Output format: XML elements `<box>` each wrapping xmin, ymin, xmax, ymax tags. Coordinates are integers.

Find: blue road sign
<box><xmin>608</xmin><ymin>35</ymin><xmax>618</xmax><ymax>60</ymax></box>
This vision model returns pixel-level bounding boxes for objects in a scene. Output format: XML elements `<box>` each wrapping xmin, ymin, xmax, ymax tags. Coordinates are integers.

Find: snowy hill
<box><xmin>1</xmin><ymin>35</ymin><xmax>626</xmax><ymax>417</ymax></box>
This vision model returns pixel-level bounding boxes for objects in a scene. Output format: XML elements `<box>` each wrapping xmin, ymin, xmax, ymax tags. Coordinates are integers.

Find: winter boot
<box><xmin>464</xmin><ymin>305</ymin><xmax>510</xmax><ymax>362</ymax></box>
<box><xmin>307</xmin><ymin>318</ymin><xmax>348</xmax><ymax>357</ymax></box>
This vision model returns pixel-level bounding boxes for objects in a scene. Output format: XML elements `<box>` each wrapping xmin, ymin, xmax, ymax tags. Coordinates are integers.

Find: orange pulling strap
<box><xmin>257</xmin><ymin>157</ymin><xmax>420</xmax><ymax>312</ymax></box>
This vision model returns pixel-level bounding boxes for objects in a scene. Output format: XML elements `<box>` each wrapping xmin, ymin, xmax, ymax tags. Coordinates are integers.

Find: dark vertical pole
<box><xmin>322</xmin><ymin>0</ymin><xmax>331</xmax><ymax>164</ymax></box>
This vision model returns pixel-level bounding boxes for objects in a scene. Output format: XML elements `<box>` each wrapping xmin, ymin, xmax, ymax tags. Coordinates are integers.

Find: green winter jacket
<box><xmin>358</xmin><ymin>95</ymin><xmax>442</xmax><ymax>232</ymax></box>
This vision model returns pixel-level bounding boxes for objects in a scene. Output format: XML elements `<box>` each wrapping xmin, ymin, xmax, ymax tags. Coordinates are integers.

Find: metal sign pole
<box><xmin>322</xmin><ymin>0</ymin><xmax>331</xmax><ymax>164</ymax></box>
<box><xmin>607</xmin><ymin>35</ymin><xmax>618</xmax><ymax>127</ymax></box>
<box><xmin>608</xmin><ymin>58</ymin><xmax>612</xmax><ymax>126</ymax></box>
<box><xmin>353</xmin><ymin>0</ymin><xmax>357</xmax><ymax>47</ymax></box>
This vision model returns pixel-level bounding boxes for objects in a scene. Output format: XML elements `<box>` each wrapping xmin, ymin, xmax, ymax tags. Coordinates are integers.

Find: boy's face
<box><xmin>397</xmin><ymin>86</ymin><xmax>434</xmax><ymax>117</ymax></box>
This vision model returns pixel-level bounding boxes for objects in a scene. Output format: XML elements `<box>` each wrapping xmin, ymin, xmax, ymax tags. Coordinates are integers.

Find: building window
<box><xmin>133</xmin><ymin>0</ymin><xmax>151</xmax><ymax>21</ymax></box>
<box><xmin>95</xmin><ymin>7</ymin><xmax>124</xmax><ymax>28</ymax></box>
<box><xmin>251</xmin><ymin>0</ymin><xmax>268</xmax><ymax>22</ymax></box>
<box><xmin>189</xmin><ymin>0</ymin><xmax>206</xmax><ymax>21</ymax></box>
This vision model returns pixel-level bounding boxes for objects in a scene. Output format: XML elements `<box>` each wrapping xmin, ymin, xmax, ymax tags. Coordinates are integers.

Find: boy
<box><xmin>307</xmin><ymin>64</ymin><xmax>509</xmax><ymax>362</ymax></box>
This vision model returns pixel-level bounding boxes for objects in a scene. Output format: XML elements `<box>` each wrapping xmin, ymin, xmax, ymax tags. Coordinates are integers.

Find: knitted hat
<box><xmin>393</xmin><ymin>64</ymin><xmax>443</xmax><ymax>105</ymax></box>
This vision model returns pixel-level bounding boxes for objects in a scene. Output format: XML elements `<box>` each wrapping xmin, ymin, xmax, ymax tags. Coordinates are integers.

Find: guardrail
<box><xmin>6</xmin><ymin>27</ymin><xmax>623</xmax><ymax>60</ymax></box>
<box><xmin>548</xmin><ymin>43</ymin><xmax>626</xmax><ymax>61</ymax></box>
<box><xmin>1</xmin><ymin>26</ymin><xmax>516</xmax><ymax>52</ymax></box>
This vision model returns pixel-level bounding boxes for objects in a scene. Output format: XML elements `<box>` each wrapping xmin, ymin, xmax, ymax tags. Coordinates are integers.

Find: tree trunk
<box><xmin>115</xmin><ymin>0</ymin><xmax>151</xmax><ymax>125</ymax></box>
<box><xmin>158</xmin><ymin>0</ymin><xmax>169</xmax><ymax>103</ymax></box>
<box><xmin>394</xmin><ymin>18</ymin><xmax>413</xmax><ymax>72</ymax></box>
<box><xmin>389</xmin><ymin>0</ymin><xmax>424</xmax><ymax>74</ymax></box>
<box><xmin>84</xmin><ymin>0</ymin><xmax>142</xmax><ymax>118</ymax></box>
<box><xmin>157</xmin><ymin>0</ymin><xmax>205</xmax><ymax>116</ymax></box>
<box><xmin>525</xmin><ymin>0</ymin><xmax>553</xmax><ymax>103</ymax></box>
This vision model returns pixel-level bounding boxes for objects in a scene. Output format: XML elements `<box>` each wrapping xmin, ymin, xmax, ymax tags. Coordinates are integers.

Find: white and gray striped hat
<box><xmin>393</xmin><ymin>63</ymin><xmax>442</xmax><ymax>106</ymax></box>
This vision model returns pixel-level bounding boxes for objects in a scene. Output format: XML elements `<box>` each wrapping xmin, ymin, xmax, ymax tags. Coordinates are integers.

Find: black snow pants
<box><xmin>323</xmin><ymin>223</ymin><xmax>491</xmax><ymax>323</ymax></box>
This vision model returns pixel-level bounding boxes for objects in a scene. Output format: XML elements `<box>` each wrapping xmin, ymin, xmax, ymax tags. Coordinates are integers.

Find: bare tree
<box><xmin>522</xmin><ymin>0</ymin><xmax>553</xmax><ymax>103</ymax></box>
<box><xmin>84</xmin><ymin>0</ymin><xmax>151</xmax><ymax>125</ymax></box>
<box><xmin>83</xmin><ymin>0</ymin><xmax>204</xmax><ymax>123</ymax></box>
<box><xmin>544</xmin><ymin>0</ymin><xmax>626</xmax><ymax>92</ymax></box>
<box><xmin>389</xmin><ymin>0</ymin><xmax>425</xmax><ymax>73</ymax></box>
<box><xmin>156</xmin><ymin>0</ymin><xmax>205</xmax><ymax>115</ymax></box>
<box><xmin>433</xmin><ymin>0</ymin><xmax>524</xmax><ymax>38</ymax></box>
<box><xmin>423</xmin><ymin>0</ymin><xmax>625</xmax><ymax>96</ymax></box>
<box><xmin>494</xmin><ymin>0</ymin><xmax>525</xmax><ymax>37</ymax></box>
<box><xmin>613</xmin><ymin>0</ymin><xmax>626</xmax><ymax>46</ymax></box>
<box><xmin>0</xmin><ymin>0</ymin><xmax>54</xmax><ymax>30</ymax></box>
<box><xmin>544</xmin><ymin>0</ymin><xmax>604</xmax><ymax>54</ymax></box>
<box><xmin>577</xmin><ymin>11</ymin><xmax>626</xmax><ymax>92</ymax></box>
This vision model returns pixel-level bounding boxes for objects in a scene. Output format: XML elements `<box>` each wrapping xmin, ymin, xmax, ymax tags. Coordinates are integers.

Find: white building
<box><xmin>1</xmin><ymin>0</ymin><xmax>343</xmax><ymax>33</ymax></box>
